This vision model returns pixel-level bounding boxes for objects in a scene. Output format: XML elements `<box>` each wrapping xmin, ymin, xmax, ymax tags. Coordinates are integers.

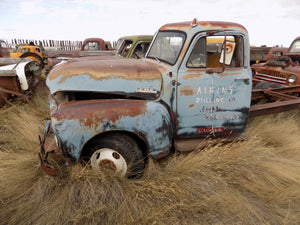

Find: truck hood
<box><xmin>47</xmin><ymin>58</ymin><xmax>162</xmax><ymax>99</ymax></box>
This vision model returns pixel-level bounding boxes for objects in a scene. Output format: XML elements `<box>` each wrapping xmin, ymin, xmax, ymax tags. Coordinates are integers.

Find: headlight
<box><xmin>288</xmin><ymin>75</ymin><xmax>297</xmax><ymax>84</ymax></box>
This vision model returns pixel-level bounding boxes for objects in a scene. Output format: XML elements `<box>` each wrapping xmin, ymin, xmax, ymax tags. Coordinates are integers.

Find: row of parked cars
<box><xmin>251</xmin><ymin>37</ymin><xmax>300</xmax><ymax>88</ymax></box>
<box><xmin>0</xmin><ymin>35</ymin><xmax>154</xmax><ymax>106</ymax></box>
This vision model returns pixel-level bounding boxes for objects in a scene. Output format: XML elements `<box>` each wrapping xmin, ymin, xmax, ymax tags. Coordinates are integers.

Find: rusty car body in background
<box><xmin>77</xmin><ymin>38</ymin><xmax>114</xmax><ymax>57</ymax></box>
<box><xmin>265</xmin><ymin>47</ymin><xmax>289</xmax><ymax>62</ymax></box>
<box><xmin>40</xmin><ymin>19</ymin><xmax>255</xmax><ymax>178</ymax></box>
<box><xmin>250</xmin><ymin>45</ymin><xmax>271</xmax><ymax>65</ymax></box>
<box><xmin>46</xmin><ymin>38</ymin><xmax>114</xmax><ymax>72</ymax></box>
<box><xmin>0</xmin><ymin>40</ymin><xmax>10</xmax><ymax>58</ymax></box>
<box><xmin>0</xmin><ymin>58</ymin><xmax>42</xmax><ymax>106</ymax></box>
<box><xmin>251</xmin><ymin>36</ymin><xmax>300</xmax><ymax>89</ymax></box>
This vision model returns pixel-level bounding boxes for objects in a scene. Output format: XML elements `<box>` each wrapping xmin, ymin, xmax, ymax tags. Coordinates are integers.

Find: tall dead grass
<box><xmin>0</xmin><ymin>90</ymin><xmax>299</xmax><ymax>225</ymax></box>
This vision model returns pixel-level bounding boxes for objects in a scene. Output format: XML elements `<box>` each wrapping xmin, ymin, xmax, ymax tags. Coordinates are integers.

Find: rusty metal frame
<box><xmin>250</xmin><ymin>85</ymin><xmax>300</xmax><ymax>117</ymax></box>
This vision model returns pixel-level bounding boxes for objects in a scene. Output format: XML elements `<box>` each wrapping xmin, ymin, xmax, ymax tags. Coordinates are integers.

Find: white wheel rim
<box><xmin>91</xmin><ymin>148</ymin><xmax>127</xmax><ymax>176</ymax></box>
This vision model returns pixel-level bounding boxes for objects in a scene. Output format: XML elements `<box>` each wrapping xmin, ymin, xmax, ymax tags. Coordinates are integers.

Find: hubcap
<box><xmin>91</xmin><ymin>148</ymin><xmax>127</xmax><ymax>176</ymax></box>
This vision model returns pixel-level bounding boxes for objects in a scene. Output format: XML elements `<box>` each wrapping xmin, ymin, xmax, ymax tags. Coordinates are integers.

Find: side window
<box><xmin>21</xmin><ymin>48</ymin><xmax>30</xmax><ymax>53</ymax></box>
<box><xmin>187</xmin><ymin>35</ymin><xmax>243</xmax><ymax>68</ymax></box>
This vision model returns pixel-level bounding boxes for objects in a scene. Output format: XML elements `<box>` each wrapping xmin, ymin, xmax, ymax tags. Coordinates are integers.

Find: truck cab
<box><xmin>40</xmin><ymin>19</ymin><xmax>252</xmax><ymax>178</ymax></box>
<box><xmin>114</xmin><ymin>35</ymin><xmax>153</xmax><ymax>58</ymax></box>
<box><xmin>77</xmin><ymin>38</ymin><xmax>114</xmax><ymax>57</ymax></box>
<box><xmin>10</xmin><ymin>44</ymin><xmax>45</xmax><ymax>69</ymax></box>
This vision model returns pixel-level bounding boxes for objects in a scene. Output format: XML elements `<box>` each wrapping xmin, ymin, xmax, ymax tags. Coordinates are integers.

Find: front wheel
<box><xmin>83</xmin><ymin>132</ymin><xmax>146</xmax><ymax>179</ymax></box>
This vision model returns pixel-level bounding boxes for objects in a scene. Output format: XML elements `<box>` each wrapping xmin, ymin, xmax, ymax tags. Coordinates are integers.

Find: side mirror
<box><xmin>219</xmin><ymin>41</ymin><xmax>236</xmax><ymax>65</ymax></box>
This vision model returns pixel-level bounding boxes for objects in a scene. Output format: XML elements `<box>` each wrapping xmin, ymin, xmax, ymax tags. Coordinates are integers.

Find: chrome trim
<box><xmin>256</xmin><ymin>72</ymin><xmax>286</xmax><ymax>81</ymax></box>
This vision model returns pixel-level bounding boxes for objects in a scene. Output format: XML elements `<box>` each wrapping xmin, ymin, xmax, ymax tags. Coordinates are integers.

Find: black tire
<box><xmin>20</xmin><ymin>52</ymin><xmax>44</xmax><ymax>69</ymax></box>
<box><xmin>83</xmin><ymin>132</ymin><xmax>146</xmax><ymax>179</ymax></box>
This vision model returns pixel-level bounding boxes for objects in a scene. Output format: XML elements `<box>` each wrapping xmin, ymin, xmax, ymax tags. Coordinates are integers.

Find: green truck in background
<box><xmin>114</xmin><ymin>35</ymin><xmax>153</xmax><ymax>58</ymax></box>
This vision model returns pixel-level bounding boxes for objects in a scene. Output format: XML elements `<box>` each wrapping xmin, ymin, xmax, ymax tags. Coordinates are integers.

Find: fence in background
<box><xmin>4</xmin><ymin>39</ymin><xmax>83</xmax><ymax>51</ymax></box>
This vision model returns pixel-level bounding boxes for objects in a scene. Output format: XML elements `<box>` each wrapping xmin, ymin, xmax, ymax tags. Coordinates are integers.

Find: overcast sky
<box><xmin>0</xmin><ymin>0</ymin><xmax>299</xmax><ymax>47</ymax></box>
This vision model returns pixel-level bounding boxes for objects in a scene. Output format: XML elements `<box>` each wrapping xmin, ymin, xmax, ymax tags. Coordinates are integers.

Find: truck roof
<box><xmin>117</xmin><ymin>35</ymin><xmax>153</xmax><ymax>41</ymax></box>
<box><xmin>158</xmin><ymin>19</ymin><xmax>248</xmax><ymax>34</ymax></box>
<box><xmin>83</xmin><ymin>38</ymin><xmax>105</xmax><ymax>42</ymax></box>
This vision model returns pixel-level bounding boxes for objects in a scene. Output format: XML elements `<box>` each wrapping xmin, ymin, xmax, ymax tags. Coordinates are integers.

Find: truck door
<box><xmin>176</xmin><ymin>33</ymin><xmax>252</xmax><ymax>139</ymax></box>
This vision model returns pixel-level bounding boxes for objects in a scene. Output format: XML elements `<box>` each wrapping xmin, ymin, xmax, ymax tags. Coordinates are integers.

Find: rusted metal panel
<box><xmin>250</xmin><ymin>85</ymin><xmax>300</xmax><ymax>117</ymax></box>
<box><xmin>0</xmin><ymin>60</ymin><xmax>43</xmax><ymax>107</ymax></box>
<box><xmin>47</xmin><ymin>58</ymin><xmax>162</xmax><ymax>97</ymax></box>
<box><xmin>0</xmin><ymin>71</ymin><xmax>20</xmax><ymax>106</ymax></box>
<box><xmin>50</xmin><ymin>99</ymin><xmax>173</xmax><ymax>162</ymax></box>
<box><xmin>266</xmin><ymin>47</ymin><xmax>288</xmax><ymax>62</ymax></box>
<box><xmin>176</xmin><ymin>135</ymin><xmax>247</xmax><ymax>152</ymax></box>
<box><xmin>251</xmin><ymin>85</ymin><xmax>300</xmax><ymax>100</ymax></box>
<box><xmin>250</xmin><ymin>99</ymin><xmax>300</xmax><ymax>117</ymax></box>
<box><xmin>251</xmin><ymin>36</ymin><xmax>300</xmax><ymax>87</ymax></box>
<box><xmin>0</xmin><ymin>57</ymin><xmax>31</xmax><ymax>66</ymax></box>
<box><xmin>250</xmin><ymin>46</ymin><xmax>272</xmax><ymax>64</ymax></box>
<box><xmin>159</xmin><ymin>21</ymin><xmax>248</xmax><ymax>33</ymax></box>
<box><xmin>0</xmin><ymin>40</ymin><xmax>10</xmax><ymax>58</ymax></box>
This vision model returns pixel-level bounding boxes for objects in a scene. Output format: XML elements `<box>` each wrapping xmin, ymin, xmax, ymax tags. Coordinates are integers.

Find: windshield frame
<box><xmin>115</xmin><ymin>39</ymin><xmax>124</xmax><ymax>51</ymax></box>
<box><xmin>146</xmin><ymin>30</ymin><xmax>186</xmax><ymax>65</ymax></box>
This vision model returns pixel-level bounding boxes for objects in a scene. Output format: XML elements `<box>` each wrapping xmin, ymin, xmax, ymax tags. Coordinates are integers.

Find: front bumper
<box><xmin>38</xmin><ymin>119</ymin><xmax>60</xmax><ymax>176</ymax></box>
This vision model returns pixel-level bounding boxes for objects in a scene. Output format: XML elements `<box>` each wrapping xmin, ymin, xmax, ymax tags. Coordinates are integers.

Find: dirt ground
<box><xmin>0</xmin><ymin>88</ymin><xmax>299</xmax><ymax>225</ymax></box>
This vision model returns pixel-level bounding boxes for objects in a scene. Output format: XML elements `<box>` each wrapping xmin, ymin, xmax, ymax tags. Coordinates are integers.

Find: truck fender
<box><xmin>51</xmin><ymin>99</ymin><xmax>174</xmax><ymax>162</ymax></box>
<box><xmin>0</xmin><ymin>61</ymin><xmax>31</xmax><ymax>90</ymax></box>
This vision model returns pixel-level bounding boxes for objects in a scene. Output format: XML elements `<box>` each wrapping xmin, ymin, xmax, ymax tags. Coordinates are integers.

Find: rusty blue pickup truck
<box><xmin>39</xmin><ymin>19</ymin><xmax>252</xmax><ymax>178</ymax></box>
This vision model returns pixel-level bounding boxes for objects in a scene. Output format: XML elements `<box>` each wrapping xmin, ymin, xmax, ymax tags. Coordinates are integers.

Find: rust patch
<box><xmin>0</xmin><ymin>74</ymin><xmax>21</xmax><ymax>106</ymax></box>
<box><xmin>179</xmin><ymin>85</ymin><xmax>195</xmax><ymax>96</ymax></box>
<box><xmin>52</xmin><ymin>99</ymin><xmax>148</xmax><ymax>127</ymax></box>
<box><xmin>99</xmin><ymin>159</ymin><xmax>117</xmax><ymax>171</ymax></box>
<box><xmin>159</xmin><ymin>21</ymin><xmax>247</xmax><ymax>33</ymax></box>
<box><xmin>49</xmin><ymin>58</ymin><xmax>162</xmax><ymax>83</ymax></box>
<box><xmin>198</xmin><ymin>21</ymin><xmax>248</xmax><ymax>33</ymax></box>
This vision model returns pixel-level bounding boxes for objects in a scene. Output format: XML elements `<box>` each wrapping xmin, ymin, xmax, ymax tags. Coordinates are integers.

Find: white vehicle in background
<box><xmin>0</xmin><ymin>57</ymin><xmax>42</xmax><ymax>106</ymax></box>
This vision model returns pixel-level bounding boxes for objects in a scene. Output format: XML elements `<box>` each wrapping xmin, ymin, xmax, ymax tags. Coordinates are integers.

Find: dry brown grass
<box><xmin>0</xmin><ymin>89</ymin><xmax>299</xmax><ymax>225</ymax></box>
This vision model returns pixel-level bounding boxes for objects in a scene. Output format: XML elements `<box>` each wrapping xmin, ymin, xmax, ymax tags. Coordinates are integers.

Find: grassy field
<box><xmin>0</xmin><ymin>89</ymin><xmax>299</xmax><ymax>225</ymax></box>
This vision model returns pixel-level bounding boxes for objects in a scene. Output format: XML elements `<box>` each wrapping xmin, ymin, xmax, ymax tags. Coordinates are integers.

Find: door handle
<box><xmin>234</xmin><ymin>78</ymin><xmax>249</xmax><ymax>81</ymax></box>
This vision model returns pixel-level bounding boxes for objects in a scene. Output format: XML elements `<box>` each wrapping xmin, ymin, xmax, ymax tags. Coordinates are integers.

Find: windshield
<box><xmin>117</xmin><ymin>40</ymin><xmax>133</xmax><ymax>57</ymax></box>
<box><xmin>115</xmin><ymin>39</ymin><xmax>123</xmax><ymax>51</ymax></box>
<box><xmin>147</xmin><ymin>31</ymin><xmax>186</xmax><ymax>65</ymax></box>
<box><xmin>289</xmin><ymin>39</ymin><xmax>300</xmax><ymax>53</ymax></box>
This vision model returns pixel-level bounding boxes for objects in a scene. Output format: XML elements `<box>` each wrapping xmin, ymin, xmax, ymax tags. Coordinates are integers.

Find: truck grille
<box><xmin>255</xmin><ymin>72</ymin><xmax>286</xmax><ymax>84</ymax></box>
